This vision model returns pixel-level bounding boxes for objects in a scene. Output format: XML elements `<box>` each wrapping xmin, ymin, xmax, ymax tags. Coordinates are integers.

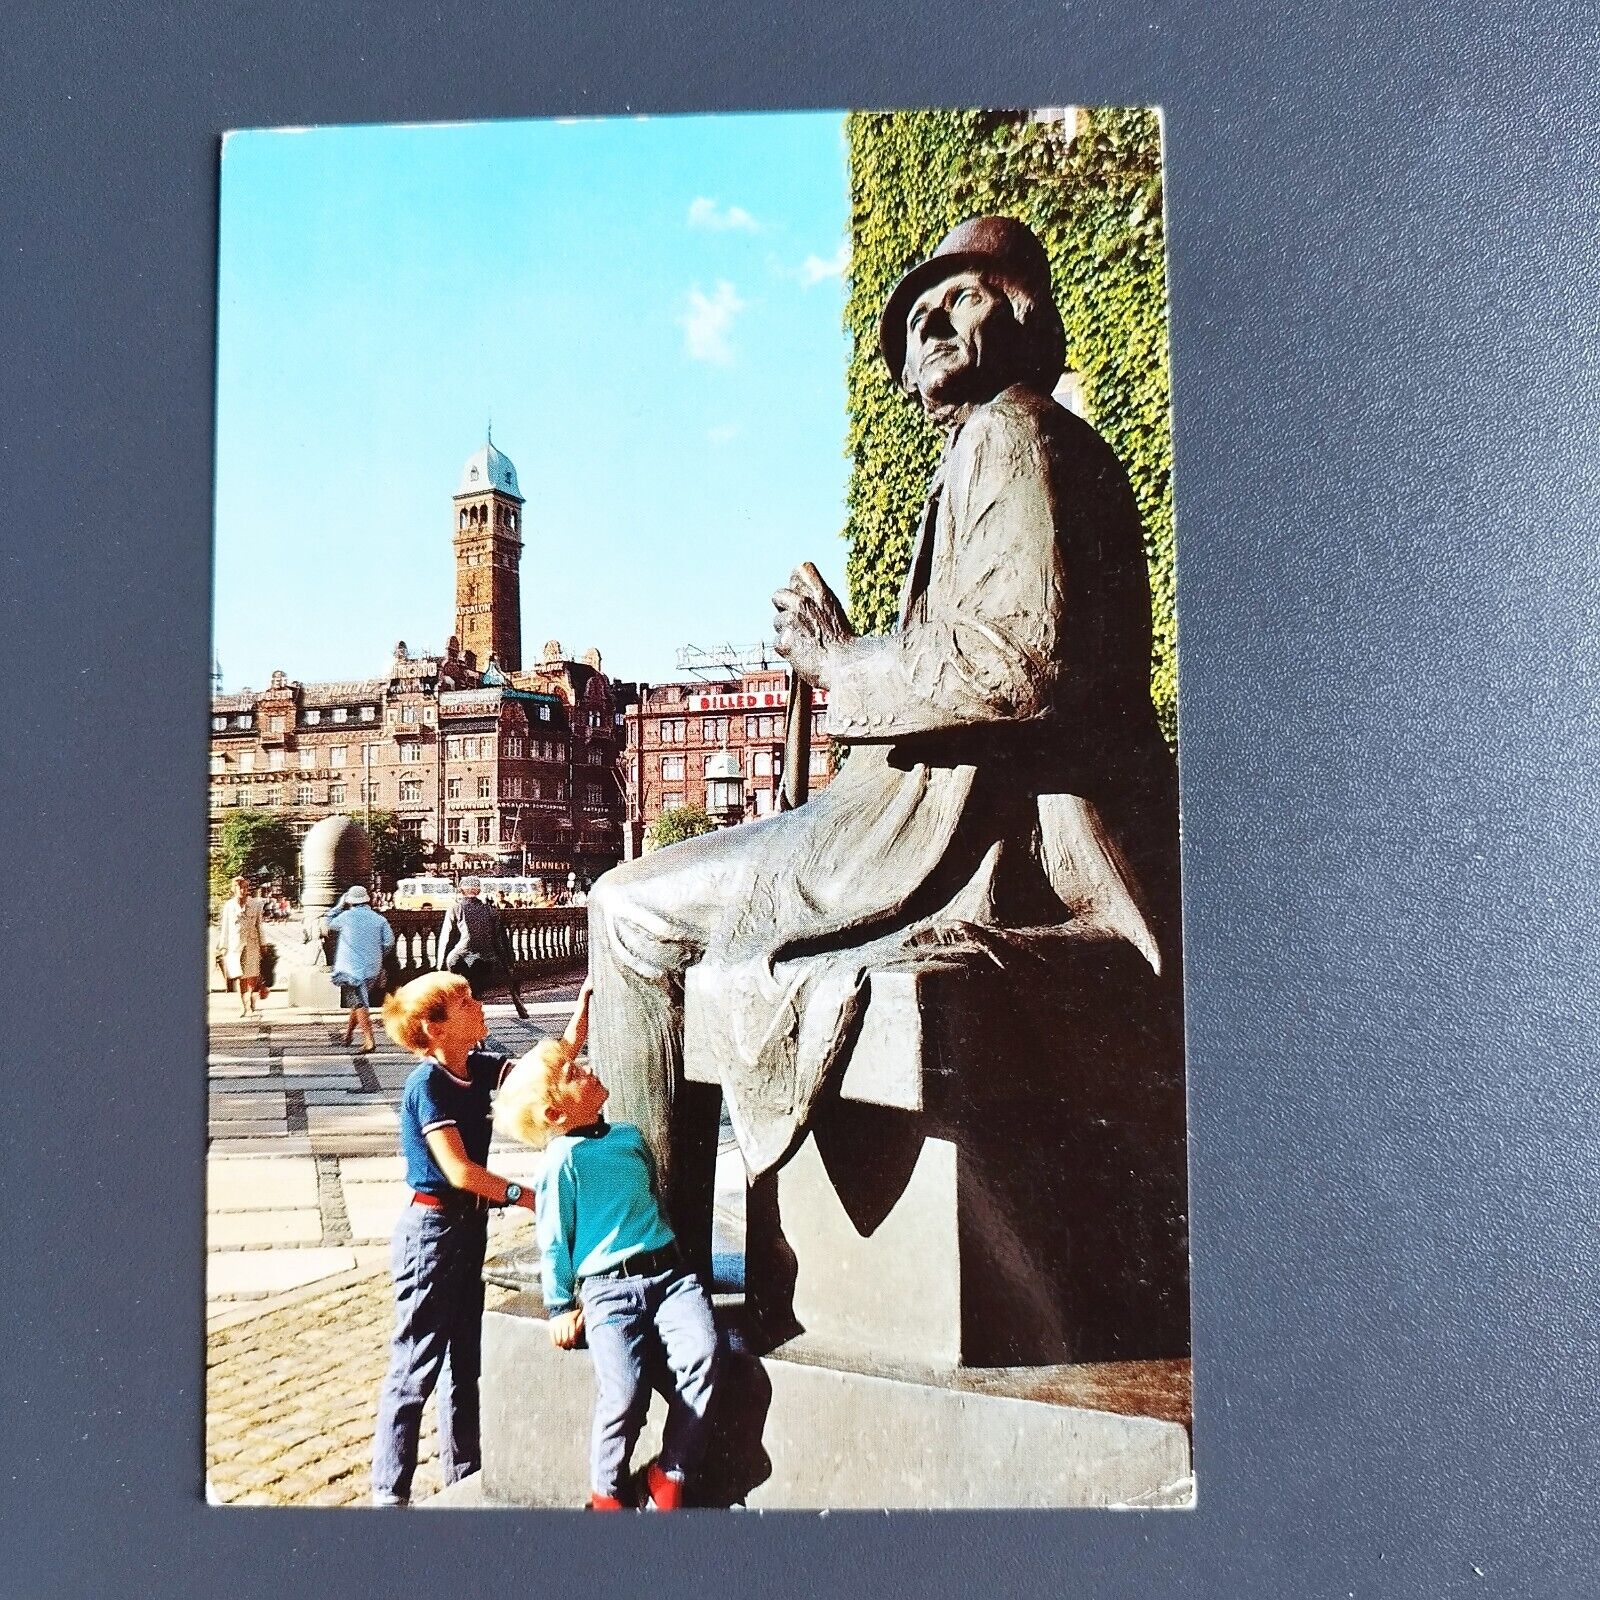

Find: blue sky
<box><xmin>213</xmin><ymin>112</ymin><xmax>851</xmax><ymax>692</ymax></box>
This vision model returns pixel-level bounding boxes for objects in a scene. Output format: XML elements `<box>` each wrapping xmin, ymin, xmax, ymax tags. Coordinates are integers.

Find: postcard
<box><xmin>205</xmin><ymin>105</ymin><xmax>1192</xmax><ymax>1510</ymax></box>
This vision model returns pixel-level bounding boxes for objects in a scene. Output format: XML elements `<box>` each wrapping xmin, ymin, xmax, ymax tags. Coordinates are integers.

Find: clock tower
<box><xmin>452</xmin><ymin>433</ymin><xmax>525</xmax><ymax>673</ymax></box>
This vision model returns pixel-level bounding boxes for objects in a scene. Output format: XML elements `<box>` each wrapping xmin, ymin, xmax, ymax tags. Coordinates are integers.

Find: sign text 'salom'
<box><xmin>689</xmin><ymin>687</ymin><xmax>828</xmax><ymax>713</ymax></box>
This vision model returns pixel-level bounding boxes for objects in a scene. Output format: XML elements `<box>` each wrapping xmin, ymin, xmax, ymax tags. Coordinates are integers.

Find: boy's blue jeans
<box><xmin>371</xmin><ymin>1203</ymin><xmax>487</xmax><ymax>1503</ymax></box>
<box><xmin>577</xmin><ymin>1265</ymin><xmax>719</xmax><ymax>1500</ymax></box>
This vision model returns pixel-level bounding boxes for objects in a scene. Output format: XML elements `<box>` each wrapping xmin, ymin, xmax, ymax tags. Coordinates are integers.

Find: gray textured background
<box><xmin>4</xmin><ymin>2</ymin><xmax>1598</xmax><ymax>1595</ymax></box>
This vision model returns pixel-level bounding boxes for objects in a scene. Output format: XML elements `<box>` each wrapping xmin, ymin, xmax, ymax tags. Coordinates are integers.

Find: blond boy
<box><xmin>496</xmin><ymin>980</ymin><xmax>718</xmax><ymax>1510</ymax></box>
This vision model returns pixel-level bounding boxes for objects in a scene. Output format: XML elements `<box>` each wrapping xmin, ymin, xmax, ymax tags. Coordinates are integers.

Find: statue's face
<box><xmin>902</xmin><ymin>269</ymin><xmax>1018</xmax><ymax>413</ymax></box>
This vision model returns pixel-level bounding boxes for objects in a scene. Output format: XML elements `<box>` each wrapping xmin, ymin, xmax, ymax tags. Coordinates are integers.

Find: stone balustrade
<box><xmin>384</xmin><ymin>906</ymin><xmax>588</xmax><ymax>987</ymax></box>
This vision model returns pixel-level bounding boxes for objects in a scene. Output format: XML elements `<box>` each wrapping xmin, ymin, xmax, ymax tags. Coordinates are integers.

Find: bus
<box><xmin>392</xmin><ymin>876</ymin><xmax>455</xmax><ymax>911</ymax></box>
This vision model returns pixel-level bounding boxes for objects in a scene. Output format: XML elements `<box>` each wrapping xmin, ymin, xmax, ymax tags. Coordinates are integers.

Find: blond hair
<box><xmin>493</xmin><ymin>1037</ymin><xmax>579</xmax><ymax>1149</ymax></box>
<box><xmin>381</xmin><ymin>971</ymin><xmax>472</xmax><ymax>1054</ymax></box>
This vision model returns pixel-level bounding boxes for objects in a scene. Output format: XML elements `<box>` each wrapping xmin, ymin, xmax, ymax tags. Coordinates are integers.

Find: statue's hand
<box><xmin>773</xmin><ymin>563</ymin><xmax>853</xmax><ymax>688</ymax></box>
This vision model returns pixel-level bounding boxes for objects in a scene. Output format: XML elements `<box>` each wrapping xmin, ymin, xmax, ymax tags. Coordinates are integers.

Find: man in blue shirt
<box><xmin>324</xmin><ymin>883</ymin><xmax>395</xmax><ymax>1051</ymax></box>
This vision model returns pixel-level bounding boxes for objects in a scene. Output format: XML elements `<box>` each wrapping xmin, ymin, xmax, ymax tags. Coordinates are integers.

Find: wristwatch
<box><xmin>502</xmin><ymin>1183</ymin><xmax>524</xmax><ymax>1207</ymax></box>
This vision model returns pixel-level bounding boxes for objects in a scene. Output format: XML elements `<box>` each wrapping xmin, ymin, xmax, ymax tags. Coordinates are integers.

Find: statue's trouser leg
<box><xmin>587</xmin><ymin>834</ymin><xmax>758</xmax><ymax>1279</ymax></box>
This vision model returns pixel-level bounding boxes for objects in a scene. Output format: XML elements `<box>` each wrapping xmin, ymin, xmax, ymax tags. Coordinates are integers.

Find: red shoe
<box><xmin>645</xmin><ymin>1462</ymin><xmax>684</xmax><ymax>1511</ymax></box>
<box><xmin>588</xmin><ymin>1491</ymin><xmax>628</xmax><ymax>1511</ymax></box>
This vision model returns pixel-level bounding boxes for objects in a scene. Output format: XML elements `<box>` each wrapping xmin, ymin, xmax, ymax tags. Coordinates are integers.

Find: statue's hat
<box><xmin>879</xmin><ymin>215</ymin><xmax>1053</xmax><ymax>380</ymax></box>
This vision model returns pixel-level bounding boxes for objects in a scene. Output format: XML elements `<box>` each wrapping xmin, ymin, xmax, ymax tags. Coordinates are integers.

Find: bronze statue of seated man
<box><xmin>587</xmin><ymin>217</ymin><xmax>1182</xmax><ymax>1291</ymax></box>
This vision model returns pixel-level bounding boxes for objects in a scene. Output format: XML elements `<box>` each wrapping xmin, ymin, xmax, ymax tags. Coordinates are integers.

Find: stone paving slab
<box><xmin>208</xmin><ymin>1209</ymin><xmax>325</xmax><ymax>1248</ymax></box>
<box><xmin>209</xmin><ymin>1247</ymin><xmax>360</xmax><ymax>1298</ymax></box>
<box><xmin>208</xmin><ymin>1156</ymin><xmax>320</xmax><ymax>1211</ymax></box>
<box><xmin>337</xmin><ymin>1155</ymin><xmax>408</xmax><ymax>1183</ymax></box>
<box><xmin>209</xmin><ymin>1092</ymin><xmax>289</xmax><ymax>1120</ymax></box>
<box><xmin>211</xmin><ymin>1135</ymin><xmax>315</xmax><ymax>1158</ymax></box>
<box><xmin>340</xmin><ymin>1184</ymin><xmax>409</xmax><ymax>1244</ymax></box>
<box><xmin>305</xmin><ymin>1103</ymin><xmax>399</xmax><ymax>1135</ymax></box>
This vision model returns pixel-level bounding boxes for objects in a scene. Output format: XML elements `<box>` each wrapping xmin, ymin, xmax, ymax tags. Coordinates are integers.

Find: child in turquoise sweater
<box><xmin>496</xmin><ymin>982</ymin><xmax>719</xmax><ymax>1509</ymax></box>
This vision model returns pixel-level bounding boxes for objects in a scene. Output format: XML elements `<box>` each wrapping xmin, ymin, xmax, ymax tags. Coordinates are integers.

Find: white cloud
<box><xmin>707</xmin><ymin>423</ymin><xmax>741</xmax><ymax>445</ymax></box>
<box><xmin>798</xmin><ymin>239</ymin><xmax>850</xmax><ymax>286</ymax></box>
<box><xmin>679</xmin><ymin>281</ymin><xmax>746</xmax><ymax>365</ymax></box>
<box><xmin>688</xmin><ymin>196</ymin><xmax>759</xmax><ymax>233</ymax></box>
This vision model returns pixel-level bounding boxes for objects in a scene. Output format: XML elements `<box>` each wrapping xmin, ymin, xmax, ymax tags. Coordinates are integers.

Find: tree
<box><xmin>366</xmin><ymin>808</ymin><xmax>427</xmax><ymax>888</ymax></box>
<box><xmin>645</xmin><ymin>804</ymin><xmax>717</xmax><ymax>852</ymax></box>
<box><xmin>844</xmin><ymin>108</ymin><xmax>1176</xmax><ymax>743</ymax></box>
<box><xmin>211</xmin><ymin>811</ymin><xmax>298</xmax><ymax>904</ymax></box>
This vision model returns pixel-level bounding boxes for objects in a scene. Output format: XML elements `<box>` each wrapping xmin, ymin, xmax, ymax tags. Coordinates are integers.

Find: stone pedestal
<box><xmin>695</xmin><ymin>954</ymin><xmax>1191</xmax><ymax>1368</ymax></box>
<box><xmin>477</xmin><ymin>1297</ymin><xmax>1192</xmax><ymax>1510</ymax></box>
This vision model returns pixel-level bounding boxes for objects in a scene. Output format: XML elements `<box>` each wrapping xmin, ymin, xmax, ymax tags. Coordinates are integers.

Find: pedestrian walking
<box><xmin>325</xmin><ymin>884</ymin><xmax>396</xmax><ymax>1053</ymax></box>
<box><xmin>216</xmin><ymin>875</ymin><xmax>266</xmax><ymax>1016</ymax></box>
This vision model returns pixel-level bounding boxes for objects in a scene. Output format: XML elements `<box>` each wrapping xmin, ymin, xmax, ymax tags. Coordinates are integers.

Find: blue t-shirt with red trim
<box><xmin>398</xmin><ymin>1041</ymin><xmax>511</xmax><ymax>1196</ymax></box>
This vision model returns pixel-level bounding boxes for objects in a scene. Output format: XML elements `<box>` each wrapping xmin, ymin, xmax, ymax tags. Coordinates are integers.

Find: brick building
<box><xmin>209</xmin><ymin>437</ymin><xmax>629</xmax><ymax>891</ymax></box>
<box><xmin>620</xmin><ymin>668</ymin><xmax>836</xmax><ymax>858</ymax></box>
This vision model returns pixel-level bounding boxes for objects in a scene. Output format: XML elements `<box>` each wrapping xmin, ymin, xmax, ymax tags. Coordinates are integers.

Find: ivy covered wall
<box><xmin>842</xmin><ymin>108</ymin><xmax>1176</xmax><ymax>742</ymax></box>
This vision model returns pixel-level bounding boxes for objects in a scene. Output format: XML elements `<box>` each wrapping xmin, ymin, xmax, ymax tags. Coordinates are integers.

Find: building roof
<box><xmin>455</xmin><ymin>439</ymin><xmax>522</xmax><ymax>500</ymax></box>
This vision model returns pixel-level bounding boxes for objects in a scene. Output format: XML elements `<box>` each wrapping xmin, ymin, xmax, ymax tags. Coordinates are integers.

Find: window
<box><xmin>234</xmin><ymin>714</ymin><xmax>251</xmax><ymax>728</ymax></box>
<box><xmin>476</xmin><ymin>815</ymin><xmax>492</xmax><ymax>844</ymax></box>
<box><xmin>538</xmin><ymin>705</ymin><xmax>551</xmax><ymax>722</ymax></box>
<box><xmin>295</xmin><ymin>784</ymin><xmax>313</xmax><ymax>807</ymax></box>
<box><xmin>300</xmin><ymin>747</ymin><xmax>316</xmax><ymax>769</ymax></box>
<box><xmin>662</xmin><ymin>756</ymin><xmax>685</xmax><ymax>781</ymax></box>
<box><xmin>239</xmin><ymin>751</ymin><xmax>255</xmax><ymax>772</ymax></box>
<box><xmin>400</xmin><ymin>743</ymin><xmax>421</xmax><ymax>764</ymax></box>
<box><xmin>586</xmin><ymin>785</ymin><xmax>604</xmax><ymax>807</ymax></box>
<box><xmin>332</xmin><ymin>707</ymin><xmax>348</xmax><ymax>723</ymax></box>
<box><xmin>266</xmin><ymin>715</ymin><xmax>284</xmax><ymax>733</ymax></box>
<box><xmin>555</xmin><ymin>781</ymin><xmax>567</xmax><ymax>801</ymax></box>
<box><xmin>328</xmin><ymin>744</ymin><xmax>346</xmax><ymax>766</ymax></box>
<box><xmin>752</xmin><ymin>750</ymin><xmax>772</xmax><ymax>777</ymax></box>
<box><xmin>703</xmin><ymin>718</ymin><xmax>727</xmax><ymax>742</ymax></box>
<box><xmin>446</xmin><ymin>816</ymin><xmax>466</xmax><ymax>845</ymax></box>
<box><xmin>399</xmin><ymin>818</ymin><xmax>424</xmax><ymax>839</ymax></box>
<box><xmin>660</xmin><ymin>719</ymin><xmax>684</xmax><ymax>743</ymax></box>
<box><xmin>587</xmin><ymin>746</ymin><xmax>604</xmax><ymax>764</ymax></box>
<box><xmin>505</xmin><ymin>778</ymin><xmax>522</xmax><ymax>799</ymax></box>
<box><xmin>210</xmin><ymin>753</ymin><xmax>225</xmax><ymax>773</ymax></box>
<box><xmin>423</xmin><ymin>706</ymin><xmax>434</xmax><ymax>723</ymax></box>
<box><xmin>402</xmin><ymin>705</ymin><xmax>417</xmax><ymax>723</ymax></box>
<box><xmin>529</xmin><ymin>779</ymin><xmax>543</xmax><ymax>801</ymax></box>
<box><xmin>810</xmin><ymin>749</ymin><xmax>829</xmax><ymax>776</ymax></box>
<box><xmin>447</xmin><ymin>777</ymin><xmax>462</xmax><ymax>800</ymax></box>
<box><xmin>305</xmin><ymin>708</ymin><xmax>321</xmax><ymax>725</ymax></box>
<box><xmin>361</xmin><ymin>780</ymin><xmax>379</xmax><ymax>802</ymax></box>
<box><xmin>464</xmin><ymin>737</ymin><xmax>480</xmax><ymax>759</ymax></box>
<box><xmin>263</xmin><ymin>787</ymin><xmax>281</xmax><ymax>808</ymax></box>
<box><xmin>505</xmin><ymin>736</ymin><xmax>523</xmax><ymax>758</ymax></box>
<box><xmin>447</xmin><ymin>737</ymin><xmax>462</xmax><ymax>758</ymax></box>
<box><xmin>615</xmin><ymin>712</ymin><xmax>625</xmax><ymax>726</ymax></box>
<box><xmin>399</xmin><ymin>778</ymin><xmax>422</xmax><ymax>802</ymax></box>
<box><xmin>329</xmin><ymin>783</ymin><xmax>346</xmax><ymax>804</ymax></box>
<box><xmin>364</xmin><ymin>743</ymin><xmax>381</xmax><ymax>765</ymax></box>
<box><xmin>360</xmin><ymin>706</ymin><xmax>376</xmax><ymax>722</ymax></box>
<box><xmin>477</xmin><ymin>776</ymin><xmax>492</xmax><ymax>799</ymax></box>
<box><xmin>268</xmin><ymin>749</ymin><xmax>286</xmax><ymax>771</ymax></box>
<box><xmin>211</xmin><ymin>716</ymin><xmax>226</xmax><ymax>732</ymax></box>
<box><xmin>662</xmin><ymin>791</ymin><xmax>683</xmax><ymax>809</ymax></box>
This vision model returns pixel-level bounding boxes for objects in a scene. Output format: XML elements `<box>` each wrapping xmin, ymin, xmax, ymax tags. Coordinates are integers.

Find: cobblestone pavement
<box><xmin>205</xmin><ymin>981</ymin><xmax>566</xmax><ymax>1507</ymax></box>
